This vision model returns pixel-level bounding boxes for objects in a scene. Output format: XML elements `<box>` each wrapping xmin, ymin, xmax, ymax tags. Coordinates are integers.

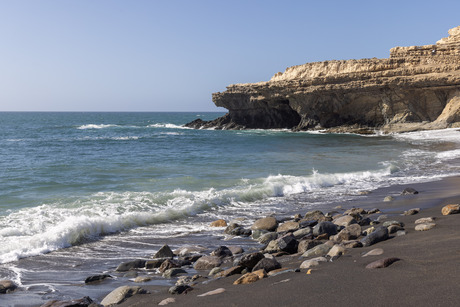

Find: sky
<box><xmin>0</xmin><ymin>0</ymin><xmax>459</xmax><ymax>112</ymax></box>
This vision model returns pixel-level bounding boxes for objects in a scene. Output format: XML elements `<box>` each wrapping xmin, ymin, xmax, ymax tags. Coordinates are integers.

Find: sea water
<box><xmin>1</xmin><ymin>112</ymin><xmax>460</xmax><ymax>305</ymax></box>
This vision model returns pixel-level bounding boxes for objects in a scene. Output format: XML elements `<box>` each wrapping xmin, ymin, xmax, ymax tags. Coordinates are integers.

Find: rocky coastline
<box><xmin>186</xmin><ymin>26</ymin><xmax>460</xmax><ymax>134</ymax></box>
<box><xmin>4</xmin><ymin>177</ymin><xmax>460</xmax><ymax>306</ymax></box>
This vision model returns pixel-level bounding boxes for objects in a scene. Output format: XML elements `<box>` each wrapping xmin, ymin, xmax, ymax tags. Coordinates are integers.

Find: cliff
<box><xmin>186</xmin><ymin>26</ymin><xmax>460</xmax><ymax>133</ymax></box>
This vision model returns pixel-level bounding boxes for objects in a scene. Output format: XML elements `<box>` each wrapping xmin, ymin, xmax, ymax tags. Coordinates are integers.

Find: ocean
<box><xmin>1</xmin><ymin>112</ymin><xmax>460</xmax><ymax>305</ymax></box>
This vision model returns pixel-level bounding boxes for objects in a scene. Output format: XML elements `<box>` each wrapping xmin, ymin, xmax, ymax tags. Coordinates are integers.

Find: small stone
<box><xmin>300</xmin><ymin>257</ymin><xmax>327</xmax><ymax>269</ymax></box>
<box><xmin>252</xmin><ymin>257</ymin><xmax>281</xmax><ymax>273</ymax></box>
<box><xmin>333</xmin><ymin>215</ymin><xmax>357</xmax><ymax>227</ymax></box>
<box><xmin>403</xmin><ymin>208</ymin><xmax>420</xmax><ymax>216</ymax></box>
<box><xmin>415</xmin><ymin>217</ymin><xmax>436</xmax><ymax>224</ymax></box>
<box><xmin>384</xmin><ymin>196</ymin><xmax>394</xmax><ymax>202</ymax></box>
<box><xmin>401</xmin><ymin>187</ymin><xmax>419</xmax><ymax>195</ymax></box>
<box><xmin>0</xmin><ymin>280</ymin><xmax>17</xmax><ymax>294</ymax></box>
<box><xmin>194</xmin><ymin>256</ymin><xmax>222</xmax><ymax>270</ymax></box>
<box><xmin>415</xmin><ymin>223</ymin><xmax>436</xmax><ymax>231</ymax></box>
<box><xmin>233</xmin><ymin>270</ymin><xmax>266</xmax><ymax>285</ymax></box>
<box><xmin>169</xmin><ymin>285</ymin><xmax>192</xmax><ymax>295</ymax></box>
<box><xmin>145</xmin><ymin>259</ymin><xmax>166</xmax><ymax>269</ymax></box>
<box><xmin>251</xmin><ymin>217</ymin><xmax>278</xmax><ymax>231</ymax></box>
<box><xmin>224</xmin><ymin>222</ymin><xmax>240</xmax><ymax>234</ymax></box>
<box><xmin>365</xmin><ymin>257</ymin><xmax>400</xmax><ymax>269</ymax></box>
<box><xmin>442</xmin><ymin>204</ymin><xmax>460</xmax><ymax>215</ymax></box>
<box><xmin>154</xmin><ymin>245</ymin><xmax>174</xmax><ymax>259</ymax></box>
<box><xmin>332</xmin><ymin>224</ymin><xmax>361</xmax><ymax>242</ymax></box>
<box><xmin>210</xmin><ymin>219</ymin><xmax>227</xmax><ymax>227</ymax></box>
<box><xmin>276</xmin><ymin>221</ymin><xmax>300</xmax><ymax>233</ymax></box>
<box><xmin>163</xmin><ymin>268</ymin><xmax>187</xmax><ymax>278</ymax></box>
<box><xmin>84</xmin><ymin>274</ymin><xmax>112</xmax><ymax>284</ymax></box>
<box><xmin>116</xmin><ymin>259</ymin><xmax>146</xmax><ymax>272</ymax></box>
<box><xmin>376</xmin><ymin>215</ymin><xmax>388</xmax><ymax>222</ymax></box>
<box><xmin>230</xmin><ymin>227</ymin><xmax>252</xmax><ymax>237</ymax></box>
<box><xmin>100</xmin><ymin>286</ymin><xmax>146</xmax><ymax>306</ymax></box>
<box><xmin>362</xmin><ymin>248</ymin><xmax>384</xmax><ymax>257</ymax></box>
<box><xmin>360</xmin><ymin>226</ymin><xmax>389</xmax><ymax>247</ymax></box>
<box><xmin>197</xmin><ymin>288</ymin><xmax>226</xmax><ymax>297</ymax></box>
<box><xmin>134</xmin><ymin>276</ymin><xmax>152</xmax><ymax>283</ymax></box>
<box><xmin>158</xmin><ymin>297</ymin><xmax>176</xmax><ymax>305</ymax></box>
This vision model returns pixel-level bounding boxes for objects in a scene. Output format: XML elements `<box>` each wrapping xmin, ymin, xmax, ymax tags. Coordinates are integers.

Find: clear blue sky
<box><xmin>1</xmin><ymin>0</ymin><xmax>459</xmax><ymax>112</ymax></box>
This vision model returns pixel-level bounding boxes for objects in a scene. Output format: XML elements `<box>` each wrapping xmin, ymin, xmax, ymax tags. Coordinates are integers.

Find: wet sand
<box><xmin>116</xmin><ymin>176</ymin><xmax>460</xmax><ymax>307</ymax></box>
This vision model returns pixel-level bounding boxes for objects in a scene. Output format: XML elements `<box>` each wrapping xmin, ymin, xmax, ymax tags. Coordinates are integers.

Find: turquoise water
<box><xmin>1</xmin><ymin>112</ymin><xmax>460</xmax><ymax>304</ymax></box>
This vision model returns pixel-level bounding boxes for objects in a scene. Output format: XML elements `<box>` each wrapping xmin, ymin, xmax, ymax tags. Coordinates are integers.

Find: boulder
<box><xmin>229</xmin><ymin>227</ymin><xmax>252</xmax><ymax>237</ymax></box>
<box><xmin>100</xmin><ymin>286</ymin><xmax>146</xmax><ymax>306</ymax></box>
<box><xmin>145</xmin><ymin>258</ymin><xmax>167</xmax><ymax>269</ymax></box>
<box><xmin>252</xmin><ymin>257</ymin><xmax>281</xmax><ymax>273</ymax></box>
<box><xmin>40</xmin><ymin>296</ymin><xmax>95</xmax><ymax>307</ymax></box>
<box><xmin>84</xmin><ymin>274</ymin><xmax>112</xmax><ymax>284</ymax></box>
<box><xmin>193</xmin><ymin>256</ymin><xmax>222</xmax><ymax>270</ymax></box>
<box><xmin>276</xmin><ymin>221</ymin><xmax>300</xmax><ymax>233</ymax></box>
<box><xmin>331</xmin><ymin>224</ymin><xmax>361</xmax><ymax>241</ymax></box>
<box><xmin>299</xmin><ymin>219</ymin><xmax>318</xmax><ymax>228</ymax></box>
<box><xmin>224</xmin><ymin>222</ymin><xmax>241</xmax><ymax>234</ymax></box>
<box><xmin>228</xmin><ymin>246</ymin><xmax>244</xmax><ymax>255</ymax></box>
<box><xmin>264</xmin><ymin>239</ymin><xmax>281</xmax><ymax>253</ymax></box>
<box><xmin>210</xmin><ymin>219</ymin><xmax>227</xmax><ymax>227</ymax></box>
<box><xmin>276</xmin><ymin>234</ymin><xmax>298</xmax><ymax>254</ymax></box>
<box><xmin>360</xmin><ymin>226</ymin><xmax>389</xmax><ymax>247</ymax></box>
<box><xmin>293</xmin><ymin>227</ymin><xmax>312</xmax><ymax>239</ymax></box>
<box><xmin>327</xmin><ymin>244</ymin><xmax>347</xmax><ymax>258</ymax></box>
<box><xmin>154</xmin><ymin>245</ymin><xmax>174</xmax><ymax>259</ymax></box>
<box><xmin>312</xmin><ymin>221</ymin><xmax>338</xmax><ymax>237</ymax></box>
<box><xmin>442</xmin><ymin>204</ymin><xmax>460</xmax><ymax>215</ymax></box>
<box><xmin>251</xmin><ymin>217</ymin><xmax>278</xmax><ymax>231</ymax></box>
<box><xmin>251</xmin><ymin>229</ymin><xmax>269</xmax><ymax>240</ymax></box>
<box><xmin>211</xmin><ymin>246</ymin><xmax>233</xmax><ymax>258</ymax></box>
<box><xmin>116</xmin><ymin>259</ymin><xmax>146</xmax><ymax>272</ymax></box>
<box><xmin>215</xmin><ymin>265</ymin><xmax>245</xmax><ymax>278</ymax></box>
<box><xmin>238</xmin><ymin>252</ymin><xmax>264</xmax><ymax>270</ymax></box>
<box><xmin>304</xmin><ymin>210</ymin><xmax>331</xmax><ymax>222</ymax></box>
<box><xmin>333</xmin><ymin>215</ymin><xmax>357</xmax><ymax>227</ymax></box>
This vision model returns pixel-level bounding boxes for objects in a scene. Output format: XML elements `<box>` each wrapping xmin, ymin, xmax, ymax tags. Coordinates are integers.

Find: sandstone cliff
<box><xmin>187</xmin><ymin>26</ymin><xmax>460</xmax><ymax>133</ymax></box>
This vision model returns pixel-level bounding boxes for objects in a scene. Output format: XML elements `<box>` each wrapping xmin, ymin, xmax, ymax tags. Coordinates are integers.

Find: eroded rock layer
<box><xmin>186</xmin><ymin>26</ymin><xmax>460</xmax><ymax>133</ymax></box>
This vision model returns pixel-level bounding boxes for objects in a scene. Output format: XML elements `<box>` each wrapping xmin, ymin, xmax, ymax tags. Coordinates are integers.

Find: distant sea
<box><xmin>1</xmin><ymin>112</ymin><xmax>460</xmax><ymax>305</ymax></box>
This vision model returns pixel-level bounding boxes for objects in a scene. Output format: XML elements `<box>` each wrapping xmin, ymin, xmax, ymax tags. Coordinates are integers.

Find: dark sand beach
<box><xmin>105</xmin><ymin>176</ymin><xmax>460</xmax><ymax>307</ymax></box>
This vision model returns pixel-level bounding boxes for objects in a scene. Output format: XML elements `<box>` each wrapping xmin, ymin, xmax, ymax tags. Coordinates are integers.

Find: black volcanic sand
<box><xmin>109</xmin><ymin>176</ymin><xmax>460</xmax><ymax>307</ymax></box>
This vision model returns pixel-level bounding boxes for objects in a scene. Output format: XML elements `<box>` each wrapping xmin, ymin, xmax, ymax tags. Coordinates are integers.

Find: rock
<box><xmin>168</xmin><ymin>285</ymin><xmax>192</xmax><ymax>295</ymax></box>
<box><xmin>40</xmin><ymin>296</ymin><xmax>95</xmax><ymax>307</ymax></box>
<box><xmin>116</xmin><ymin>259</ymin><xmax>146</xmax><ymax>272</ymax></box>
<box><xmin>159</xmin><ymin>259</ymin><xmax>181</xmax><ymax>273</ymax></box>
<box><xmin>276</xmin><ymin>221</ymin><xmax>300</xmax><ymax>233</ymax></box>
<box><xmin>224</xmin><ymin>222</ymin><xmax>240</xmax><ymax>234</ymax></box>
<box><xmin>383</xmin><ymin>220</ymin><xmax>404</xmax><ymax>228</ymax></box>
<box><xmin>0</xmin><ymin>280</ymin><xmax>17</xmax><ymax>294</ymax></box>
<box><xmin>297</xmin><ymin>239</ymin><xmax>324</xmax><ymax>253</ymax></box>
<box><xmin>145</xmin><ymin>258</ymin><xmax>167</xmax><ymax>269</ymax></box>
<box><xmin>233</xmin><ymin>269</ymin><xmax>266</xmax><ymax>285</ymax></box>
<box><xmin>312</xmin><ymin>221</ymin><xmax>338</xmax><ymax>237</ymax></box>
<box><xmin>258</xmin><ymin>232</ymin><xmax>278</xmax><ymax>244</ymax></box>
<box><xmin>276</xmin><ymin>234</ymin><xmax>298</xmax><ymax>254</ymax></box>
<box><xmin>215</xmin><ymin>266</ymin><xmax>245</xmax><ymax>278</ymax></box>
<box><xmin>300</xmin><ymin>257</ymin><xmax>328</xmax><ymax>269</ymax></box>
<box><xmin>194</xmin><ymin>256</ymin><xmax>222</xmax><ymax>270</ymax></box>
<box><xmin>210</xmin><ymin>219</ymin><xmax>227</xmax><ymax>227</ymax></box>
<box><xmin>442</xmin><ymin>204</ymin><xmax>460</xmax><ymax>215</ymax></box>
<box><xmin>331</xmin><ymin>224</ymin><xmax>361</xmax><ymax>242</ymax></box>
<box><xmin>228</xmin><ymin>246</ymin><xmax>244</xmax><ymax>255</ymax></box>
<box><xmin>100</xmin><ymin>286</ymin><xmax>146</xmax><ymax>306</ymax></box>
<box><xmin>362</xmin><ymin>227</ymin><xmax>375</xmax><ymax>236</ymax></box>
<box><xmin>84</xmin><ymin>274</ymin><xmax>112</xmax><ymax>284</ymax></box>
<box><xmin>304</xmin><ymin>210</ymin><xmax>331</xmax><ymax>222</ymax></box>
<box><xmin>264</xmin><ymin>239</ymin><xmax>281</xmax><ymax>253</ymax></box>
<box><xmin>376</xmin><ymin>215</ymin><xmax>388</xmax><ymax>222</ymax></box>
<box><xmin>344</xmin><ymin>208</ymin><xmax>367</xmax><ymax>215</ymax></box>
<box><xmin>403</xmin><ymin>208</ymin><xmax>420</xmax><ymax>215</ymax></box>
<box><xmin>176</xmin><ymin>274</ymin><xmax>201</xmax><ymax>286</ymax></box>
<box><xmin>252</xmin><ymin>257</ymin><xmax>281</xmax><ymax>273</ymax></box>
<box><xmin>251</xmin><ymin>217</ymin><xmax>278</xmax><ymax>231</ymax></box>
<box><xmin>293</xmin><ymin>227</ymin><xmax>312</xmax><ymax>239</ymax></box>
<box><xmin>301</xmin><ymin>242</ymin><xmax>334</xmax><ymax>258</ymax></box>
<box><xmin>333</xmin><ymin>215</ymin><xmax>357</xmax><ymax>227</ymax></box>
<box><xmin>367</xmin><ymin>208</ymin><xmax>381</xmax><ymax>214</ymax></box>
<box><xmin>267</xmin><ymin>268</ymin><xmax>295</xmax><ymax>277</ymax></box>
<box><xmin>299</xmin><ymin>219</ymin><xmax>318</xmax><ymax>228</ymax></box>
<box><xmin>174</xmin><ymin>245</ymin><xmax>207</xmax><ymax>257</ymax></box>
<box><xmin>384</xmin><ymin>196</ymin><xmax>394</xmax><ymax>202</ymax></box>
<box><xmin>365</xmin><ymin>257</ymin><xmax>401</xmax><ymax>269</ymax></box>
<box><xmin>230</xmin><ymin>227</ymin><xmax>252</xmax><ymax>237</ymax></box>
<box><xmin>415</xmin><ymin>217</ymin><xmax>436</xmax><ymax>224</ymax></box>
<box><xmin>387</xmin><ymin>225</ymin><xmax>404</xmax><ymax>234</ymax></box>
<box><xmin>197</xmin><ymin>288</ymin><xmax>226</xmax><ymax>297</ymax></box>
<box><xmin>211</xmin><ymin>246</ymin><xmax>233</xmax><ymax>258</ymax></box>
<box><xmin>342</xmin><ymin>240</ymin><xmax>363</xmax><ymax>248</ymax></box>
<box><xmin>415</xmin><ymin>223</ymin><xmax>436</xmax><ymax>231</ymax></box>
<box><xmin>208</xmin><ymin>267</ymin><xmax>223</xmax><ymax>276</ymax></box>
<box><xmin>163</xmin><ymin>268</ymin><xmax>187</xmax><ymax>278</ymax></box>
<box><xmin>362</xmin><ymin>248</ymin><xmax>384</xmax><ymax>257</ymax></box>
<box><xmin>134</xmin><ymin>276</ymin><xmax>152</xmax><ymax>283</ymax></box>
<box><xmin>186</xmin><ymin>26</ymin><xmax>460</xmax><ymax>134</ymax></box>
<box><xmin>154</xmin><ymin>245</ymin><xmax>174</xmax><ymax>259</ymax></box>
<box><xmin>401</xmin><ymin>187</ymin><xmax>419</xmax><ymax>195</ymax></box>
<box><xmin>396</xmin><ymin>230</ymin><xmax>407</xmax><ymax>236</ymax></box>
<box><xmin>251</xmin><ymin>229</ymin><xmax>269</xmax><ymax>240</ymax></box>
<box><xmin>238</xmin><ymin>252</ymin><xmax>265</xmax><ymax>270</ymax></box>
<box><xmin>327</xmin><ymin>245</ymin><xmax>346</xmax><ymax>258</ymax></box>
<box><xmin>158</xmin><ymin>297</ymin><xmax>176</xmax><ymax>305</ymax></box>
<box><xmin>358</xmin><ymin>218</ymin><xmax>371</xmax><ymax>226</ymax></box>
<box><xmin>360</xmin><ymin>226</ymin><xmax>389</xmax><ymax>247</ymax></box>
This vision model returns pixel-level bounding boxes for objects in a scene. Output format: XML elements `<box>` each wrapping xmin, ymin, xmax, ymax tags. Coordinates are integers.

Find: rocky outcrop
<box><xmin>186</xmin><ymin>26</ymin><xmax>460</xmax><ymax>133</ymax></box>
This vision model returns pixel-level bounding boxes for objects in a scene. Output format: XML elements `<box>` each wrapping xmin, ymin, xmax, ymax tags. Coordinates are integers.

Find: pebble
<box><xmin>415</xmin><ymin>223</ymin><xmax>436</xmax><ymax>231</ymax></box>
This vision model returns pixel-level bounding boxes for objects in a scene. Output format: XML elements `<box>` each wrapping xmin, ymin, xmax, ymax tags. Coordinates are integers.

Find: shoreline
<box><xmin>115</xmin><ymin>175</ymin><xmax>460</xmax><ymax>306</ymax></box>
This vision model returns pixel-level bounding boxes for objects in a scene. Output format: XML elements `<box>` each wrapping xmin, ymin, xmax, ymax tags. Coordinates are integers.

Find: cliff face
<box><xmin>187</xmin><ymin>26</ymin><xmax>460</xmax><ymax>133</ymax></box>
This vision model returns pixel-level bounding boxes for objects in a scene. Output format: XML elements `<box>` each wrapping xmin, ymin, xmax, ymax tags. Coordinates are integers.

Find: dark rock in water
<box><xmin>0</xmin><ymin>280</ymin><xmax>17</xmax><ymax>294</ymax></box>
<box><xmin>169</xmin><ymin>285</ymin><xmax>192</xmax><ymax>295</ymax></box>
<box><xmin>299</xmin><ymin>219</ymin><xmax>318</xmax><ymax>228</ymax></box>
<box><xmin>366</xmin><ymin>257</ymin><xmax>401</xmax><ymax>269</ymax></box>
<box><xmin>313</xmin><ymin>221</ymin><xmax>338</xmax><ymax>237</ymax></box>
<box><xmin>230</xmin><ymin>227</ymin><xmax>252</xmax><ymax>237</ymax></box>
<box><xmin>401</xmin><ymin>187</ymin><xmax>419</xmax><ymax>195</ymax></box>
<box><xmin>145</xmin><ymin>258</ymin><xmax>167</xmax><ymax>269</ymax></box>
<box><xmin>252</xmin><ymin>257</ymin><xmax>281</xmax><ymax>273</ymax></box>
<box><xmin>211</xmin><ymin>246</ymin><xmax>233</xmax><ymax>258</ymax></box>
<box><xmin>224</xmin><ymin>222</ymin><xmax>241</xmax><ymax>234</ymax></box>
<box><xmin>277</xmin><ymin>234</ymin><xmax>298</xmax><ymax>254</ymax></box>
<box><xmin>154</xmin><ymin>244</ymin><xmax>174</xmax><ymax>259</ymax></box>
<box><xmin>159</xmin><ymin>259</ymin><xmax>181</xmax><ymax>273</ymax></box>
<box><xmin>360</xmin><ymin>226</ymin><xmax>389</xmax><ymax>247</ymax></box>
<box><xmin>116</xmin><ymin>259</ymin><xmax>146</xmax><ymax>272</ymax></box>
<box><xmin>40</xmin><ymin>296</ymin><xmax>95</xmax><ymax>307</ymax></box>
<box><xmin>238</xmin><ymin>252</ymin><xmax>265</xmax><ymax>270</ymax></box>
<box><xmin>84</xmin><ymin>274</ymin><xmax>112</xmax><ymax>284</ymax></box>
<box><xmin>194</xmin><ymin>256</ymin><xmax>223</xmax><ymax>270</ymax></box>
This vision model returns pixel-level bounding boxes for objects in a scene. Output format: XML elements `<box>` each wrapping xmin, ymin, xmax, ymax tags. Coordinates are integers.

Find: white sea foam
<box><xmin>393</xmin><ymin>128</ymin><xmax>460</xmax><ymax>143</ymax></box>
<box><xmin>77</xmin><ymin>124</ymin><xmax>118</xmax><ymax>130</ymax></box>
<box><xmin>148</xmin><ymin>123</ymin><xmax>191</xmax><ymax>129</ymax></box>
<box><xmin>436</xmin><ymin>149</ymin><xmax>460</xmax><ymax>161</ymax></box>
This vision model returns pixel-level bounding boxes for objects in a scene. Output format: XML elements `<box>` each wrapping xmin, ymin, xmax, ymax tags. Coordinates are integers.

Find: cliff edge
<box><xmin>186</xmin><ymin>26</ymin><xmax>460</xmax><ymax>133</ymax></box>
